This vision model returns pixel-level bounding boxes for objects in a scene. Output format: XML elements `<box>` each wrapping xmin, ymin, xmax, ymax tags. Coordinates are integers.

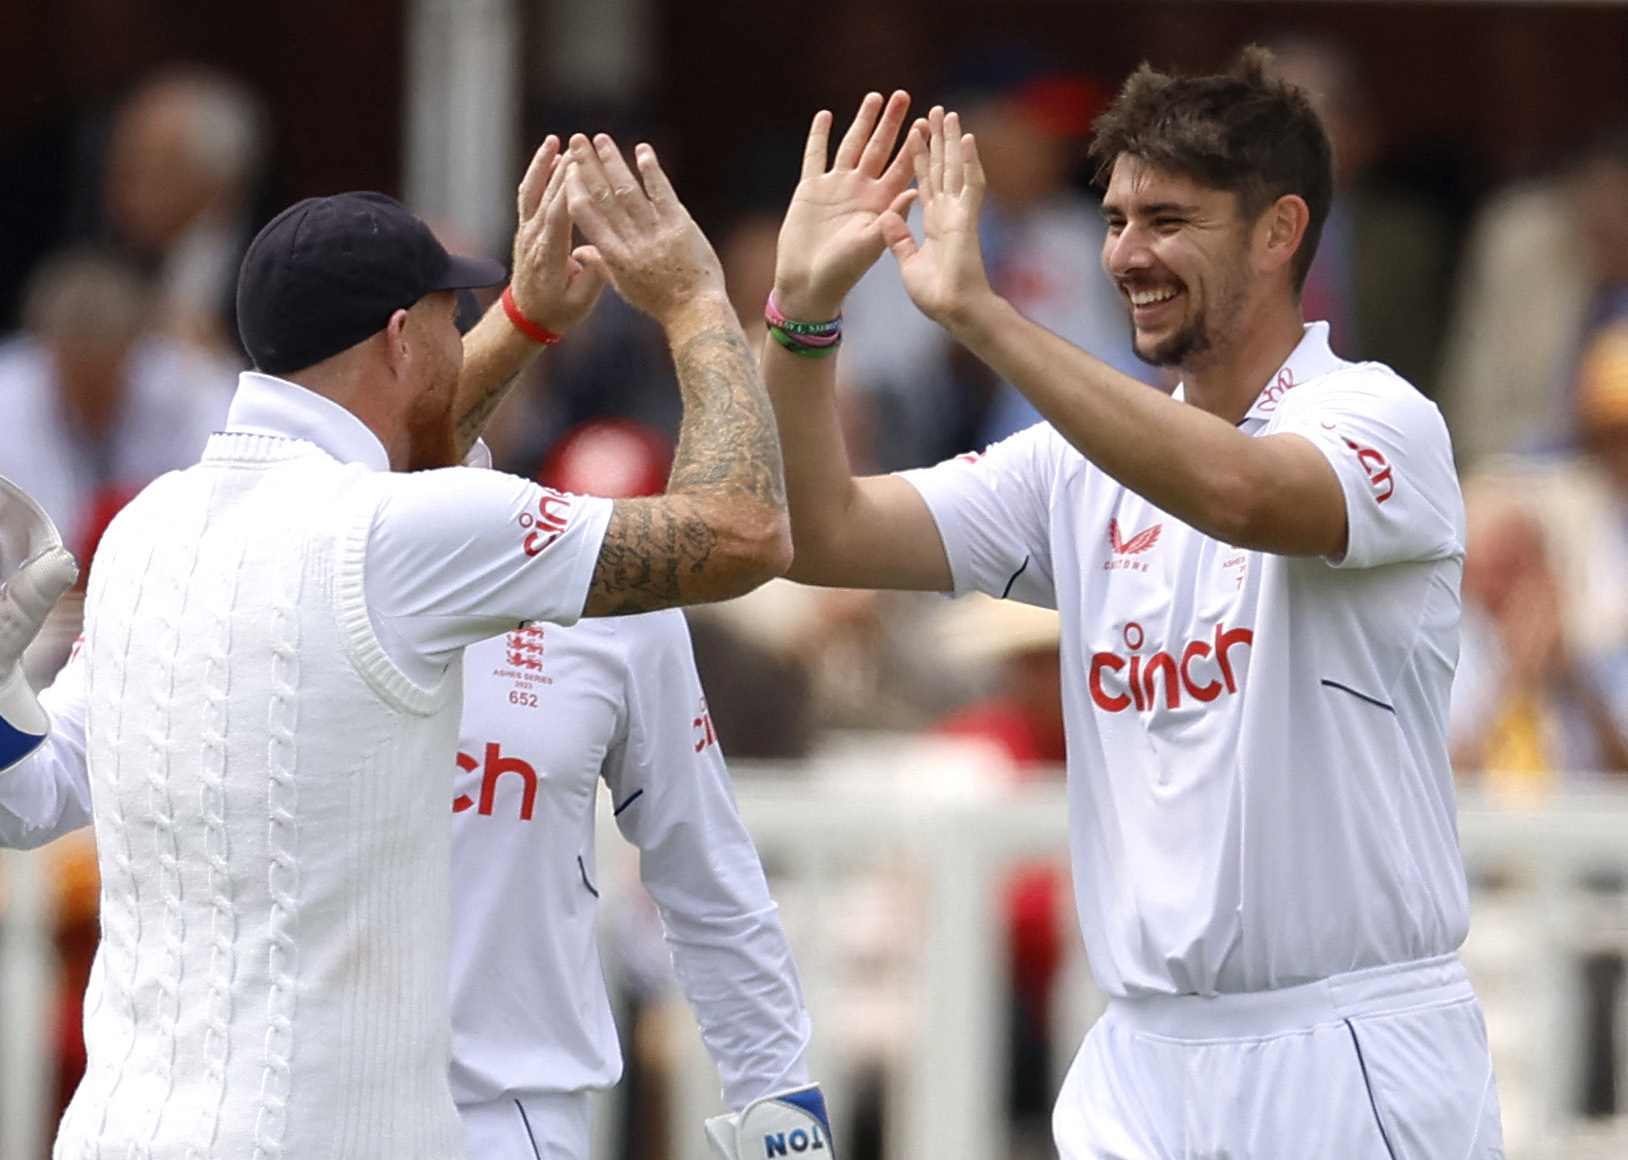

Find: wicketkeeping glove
<box><xmin>0</xmin><ymin>475</ymin><xmax>78</xmax><ymax>771</ymax></box>
<box><xmin>705</xmin><ymin>1084</ymin><xmax>834</xmax><ymax>1160</ymax></box>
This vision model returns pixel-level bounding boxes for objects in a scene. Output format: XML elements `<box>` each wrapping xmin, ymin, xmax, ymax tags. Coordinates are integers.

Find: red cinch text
<box><xmin>1088</xmin><ymin>621</ymin><xmax>1253</xmax><ymax>712</ymax></box>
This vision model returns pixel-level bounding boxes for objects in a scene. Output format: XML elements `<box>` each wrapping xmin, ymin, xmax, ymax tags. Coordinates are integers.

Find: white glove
<box><xmin>0</xmin><ymin>475</ymin><xmax>78</xmax><ymax>770</ymax></box>
<box><xmin>705</xmin><ymin>1084</ymin><xmax>834</xmax><ymax>1160</ymax></box>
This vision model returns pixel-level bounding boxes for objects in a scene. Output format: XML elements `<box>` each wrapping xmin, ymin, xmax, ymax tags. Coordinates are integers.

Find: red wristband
<box><xmin>501</xmin><ymin>285</ymin><xmax>563</xmax><ymax>346</ymax></box>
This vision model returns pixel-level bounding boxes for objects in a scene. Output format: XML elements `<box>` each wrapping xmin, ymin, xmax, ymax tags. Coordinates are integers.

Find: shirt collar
<box><xmin>1239</xmin><ymin>320</ymin><xmax>1346</xmax><ymax>422</ymax></box>
<box><xmin>224</xmin><ymin>371</ymin><xmax>391</xmax><ymax>471</ymax></box>
<box><xmin>1166</xmin><ymin>321</ymin><xmax>1346</xmax><ymax>416</ymax></box>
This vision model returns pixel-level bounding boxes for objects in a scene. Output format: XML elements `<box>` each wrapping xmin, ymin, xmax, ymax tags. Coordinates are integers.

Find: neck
<box><xmin>1178</xmin><ymin>305</ymin><xmax>1305</xmax><ymax>424</ymax></box>
<box><xmin>287</xmin><ymin>355</ymin><xmax>408</xmax><ymax>471</ymax></box>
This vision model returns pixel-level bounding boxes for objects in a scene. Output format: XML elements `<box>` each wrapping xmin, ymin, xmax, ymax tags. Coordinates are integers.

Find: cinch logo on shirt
<box><xmin>518</xmin><ymin>489</ymin><xmax>574</xmax><ymax>556</ymax></box>
<box><xmin>1088</xmin><ymin>620</ymin><xmax>1253</xmax><ymax>712</ymax></box>
<box><xmin>693</xmin><ymin>696</ymin><xmax>718</xmax><ymax>753</ymax></box>
<box><xmin>1343</xmin><ymin>436</ymin><xmax>1395</xmax><ymax>504</ymax></box>
<box><xmin>453</xmin><ymin>742</ymin><xmax>538</xmax><ymax>821</ymax></box>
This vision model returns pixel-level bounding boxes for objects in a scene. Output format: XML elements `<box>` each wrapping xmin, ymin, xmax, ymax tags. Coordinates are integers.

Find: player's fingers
<box><xmin>563</xmin><ymin>152</ymin><xmax>612</xmax><ymax>234</ymax></box>
<box><xmin>566</xmin><ymin>136</ymin><xmax>630</xmax><ymax>234</ymax></box>
<box><xmin>517</xmin><ymin>137</ymin><xmax>561</xmax><ymax>220</ymax></box>
<box><xmin>927</xmin><ymin>106</ymin><xmax>945</xmax><ymax>194</ymax></box>
<box><xmin>565</xmin><ymin>134</ymin><xmax>608</xmax><ymax>199</ymax></box>
<box><xmin>533</xmin><ymin>142</ymin><xmax>572</xmax><ymax>222</ymax></box>
<box><xmin>878</xmin><ymin>209</ymin><xmax>917</xmax><ymax>264</ymax></box>
<box><xmin>858</xmin><ymin>90</ymin><xmax>911</xmax><ymax>177</ymax></box>
<box><xmin>886</xmin><ymin>187</ymin><xmax>918</xmax><ymax>220</ymax></box>
<box><xmin>800</xmin><ymin>110</ymin><xmax>834</xmax><ymax>181</ymax></box>
<box><xmin>943</xmin><ymin>110</ymin><xmax>964</xmax><ymax>194</ymax></box>
<box><xmin>571</xmin><ymin>243</ymin><xmax>613</xmax><ymax>287</ymax></box>
<box><xmin>566</xmin><ymin>256</ymin><xmax>608</xmax><ymax>305</ymax></box>
<box><xmin>832</xmin><ymin>92</ymin><xmax>883</xmax><ymax>171</ymax></box>
<box><xmin>878</xmin><ymin>116</ymin><xmax>923</xmax><ymax>198</ymax></box>
<box><xmin>539</xmin><ymin>164</ymin><xmax>574</xmax><ymax>255</ymax></box>
<box><xmin>633</xmin><ymin>143</ymin><xmax>681</xmax><ymax>214</ymax></box>
<box><xmin>910</xmin><ymin>123</ymin><xmax>930</xmax><ymax>198</ymax></box>
<box><xmin>593</xmin><ymin>134</ymin><xmax>655</xmax><ymax>224</ymax></box>
<box><xmin>963</xmin><ymin>132</ymin><xmax>987</xmax><ymax>202</ymax></box>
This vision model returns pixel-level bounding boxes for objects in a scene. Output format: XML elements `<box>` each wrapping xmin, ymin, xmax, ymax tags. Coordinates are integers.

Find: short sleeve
<box><xmin>1275</xmin><ymin>369</ymin><xmax>1463</xmax><ymax>570</ymax></box>
<box><xmin>365</xmin><ymin>466</ymin><xmax>614</xmax><ymax>666</ymax></box>
<box><xmin>896</xmin><ymin>424</ymin><xmax>1060</xmax><ymax>608</ymax></box>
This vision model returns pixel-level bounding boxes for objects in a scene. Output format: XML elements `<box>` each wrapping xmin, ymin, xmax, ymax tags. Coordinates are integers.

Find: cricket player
<box><xmin>762</xmin><ymin>61</ymin><xmax>1501</xmax><ymax>1157</ymax></box>
<box><xmin>0</xmin><ymin>562</ymin><xmax>827</xmax><ymax>1160</ymax></box>
<box><xmin>0</xmin><ymin>129</ymin><xmax>795</xmax><ymax>1159</ymax></box>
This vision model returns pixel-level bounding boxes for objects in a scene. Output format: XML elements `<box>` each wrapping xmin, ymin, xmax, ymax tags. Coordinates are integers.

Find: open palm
<box><xmin>773</xmin><ymin>90</ymin><xmax>919</xmax><ymax>320</ymax></box>
<box><xmin>879</xmin><ymin>107</ymin><xmax>993</xmax><ymax>327</ymax></box>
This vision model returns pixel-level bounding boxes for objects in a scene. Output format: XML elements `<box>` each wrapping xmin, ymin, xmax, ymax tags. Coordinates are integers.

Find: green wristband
<box><xmin>768</xmin><ymin>324</ymin><xmax>842</xmax><ymax>359</ymax></box>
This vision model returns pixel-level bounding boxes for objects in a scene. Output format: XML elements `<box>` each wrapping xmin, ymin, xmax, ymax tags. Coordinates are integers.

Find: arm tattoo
<box><xmin>588</xmin><ymin>502</ymin><xmax>719</xmax><ymax>615</ymax></box>
<box><xmin>453</xmin><ymin>371</ymin><xmax>519</xmax><ymax>459</ymax></box>
<box><xmin>587</xmin><ymin>323</ymin><xmax>787</xmax><ymax>614</ymax></box>
<box><xmin>665</xmin><ymin>326</ymin><xmax>786</xmax><ymax>510</ymax></box>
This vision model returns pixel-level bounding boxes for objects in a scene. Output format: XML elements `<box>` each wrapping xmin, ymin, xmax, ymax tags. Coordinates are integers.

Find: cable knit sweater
<box><xmin>56</xmin><ymin>432</ymin><xmax>467</xmax><ymax>1159</ymax></box>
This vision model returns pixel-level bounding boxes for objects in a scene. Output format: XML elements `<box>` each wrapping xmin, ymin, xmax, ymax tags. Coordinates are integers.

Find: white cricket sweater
<box><xmin>57</xmin><ymin>432</ymin><xmax>468</xmax><ymax>1159</ymax></box>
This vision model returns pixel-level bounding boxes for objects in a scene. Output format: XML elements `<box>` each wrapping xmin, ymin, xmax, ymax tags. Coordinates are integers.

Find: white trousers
<box><xmin>460</xmin><ymin>1090</ymin><xmax>593</xmax><ymax>1160</ymax></box>
<box><xmin>1053</xmin><ymin>953</ymin><xmax>1505</xmax><ymax>1159</ymax></box>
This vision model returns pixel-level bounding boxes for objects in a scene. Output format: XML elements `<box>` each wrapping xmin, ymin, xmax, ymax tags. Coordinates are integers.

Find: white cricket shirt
<box><xmin>40</xmin><ymin>371</ymin><xmax>613</xmax><ymax>1158</ymax></box>
<box><xmin>448</xmin><ymin>611</ymin><xmax>811</xmax><ymax>1111</ymax></box>
<box><xmin>901</xmin><ymin>323</ymin><xmax>1471</xmax><ymax>998</ymax></box>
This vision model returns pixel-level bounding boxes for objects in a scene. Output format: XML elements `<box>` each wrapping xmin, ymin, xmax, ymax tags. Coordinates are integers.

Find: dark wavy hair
<box><xmin>1088</xmin><ymin>46</ymin><xmax>1334</xmax><ymax>293</ymax></box>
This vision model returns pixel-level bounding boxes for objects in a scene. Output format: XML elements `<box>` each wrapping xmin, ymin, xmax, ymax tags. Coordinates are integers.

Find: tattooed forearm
<box><xmin>584</xmin><ymin>319</ymin><xmax>790</xmax><ymax>614</ymax></box>
<box><xmin>585</xmin><ymin>501</ymin><xmax>720</xmax><ymax>615</ymax></box>
<box><xmin>454</xmin><ymin>372</ymin><xmax>520</xmax><ymax>457</ymax></box>
<box><xmin>450</xmin><ymin>305</ymin><xmax>548</xmax><ymax>460</ymax></box>
<box><xmin>667</xmin><ymin>325</ymin><xmax>788</xmax><ymax>509</ymax></box>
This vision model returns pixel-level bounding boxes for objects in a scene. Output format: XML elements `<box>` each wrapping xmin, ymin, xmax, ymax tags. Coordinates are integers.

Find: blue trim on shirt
<box><xmin>999</xmin><ymin>556</ymin><xmax>1031</xmax><ymax>600</ymax></box>
<box><xmin>1320</xmin><ymin>679</ymin><xmax>1395</xmax><ymax>714</ymax></box>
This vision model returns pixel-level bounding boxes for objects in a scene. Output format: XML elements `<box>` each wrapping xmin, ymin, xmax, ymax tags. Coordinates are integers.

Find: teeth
<box><xmin>1129</xmin><ymin>287</ymin><xmax>1177</xmax><ymax>307</ymax></box>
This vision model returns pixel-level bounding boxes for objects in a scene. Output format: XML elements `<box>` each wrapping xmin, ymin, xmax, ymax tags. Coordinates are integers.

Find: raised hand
<box><xmin>562</xmin><ymin>134</ymin><xmax>727</xmax><ymax>330</ymax></box>
<box><xmin>508</xmin><ymin>136</ymin><xmax>605</xmax><ymax>336</ymax></box>
<box><xmin>773</xmin><ymin>90</ymin><xmax>918</xmax><ymax>320</ymax></box>
<box><xmin>878</xmin><ymin>107</ymin><xmax>995</xmax><ymax>329</ymax></box>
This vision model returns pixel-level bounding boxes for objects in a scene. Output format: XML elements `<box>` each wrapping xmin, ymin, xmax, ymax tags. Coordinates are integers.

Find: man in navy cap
<box><xmin>38</xmin><ymin>132</ymin><xmax>789</xmax><ymax>1159</ymax></box>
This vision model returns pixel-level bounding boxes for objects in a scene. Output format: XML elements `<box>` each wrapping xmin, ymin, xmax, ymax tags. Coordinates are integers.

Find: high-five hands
<box><xmin>878</xmin><ymin>106</ymin><xmax>996</xmax><ymax>330</ymax></box>
<box><xmin>773</xmin><ymin>90</ymin><xmax>919</xmax><ymax>320</ymax></box>
<box><xmin>507</xmin><ymin>136</ymin><xmax>605</xmax><ymax>336</ymax></box>
<box><xmin>562</xmin><ymin>134</ymin><xmax>728</xmax><ymax>331</ymax></box>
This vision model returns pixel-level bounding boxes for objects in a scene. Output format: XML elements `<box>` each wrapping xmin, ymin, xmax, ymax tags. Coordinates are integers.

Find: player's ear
<box><xmin>381</xmin><ymin>307</ymin><xmax>413</xmax><ymax>376</ymax></box>
<box><xmin>1253</xmin><ymin>194</ymin><xmax>1309</xmax><ymax>279</ymax></box>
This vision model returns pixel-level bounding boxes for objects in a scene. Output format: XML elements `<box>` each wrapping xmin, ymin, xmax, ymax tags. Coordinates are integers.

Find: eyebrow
<box><xmin>1100</xmin><ymin>199</ymin><xmax>1202</xmax><ymax>220</ymax></box>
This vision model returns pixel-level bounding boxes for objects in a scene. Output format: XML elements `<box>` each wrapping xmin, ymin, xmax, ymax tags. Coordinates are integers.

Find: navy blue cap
<box><xmin>236</xmin><ymin>191</ymin><xmax>508</xmax><ymax>375</ymax></box>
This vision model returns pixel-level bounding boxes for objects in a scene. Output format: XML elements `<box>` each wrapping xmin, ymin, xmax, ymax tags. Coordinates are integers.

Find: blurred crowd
<box><xmin>1</xmin><ymin>23</ymin><xmax>1627</xmax><ymax>1158</ymax></box>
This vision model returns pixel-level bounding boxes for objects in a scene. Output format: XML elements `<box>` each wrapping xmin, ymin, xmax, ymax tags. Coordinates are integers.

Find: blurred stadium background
<box><xmin>2</xmin><ymin>1</ymin><xmax>1628</xmax><ymax>1158</ymax></box>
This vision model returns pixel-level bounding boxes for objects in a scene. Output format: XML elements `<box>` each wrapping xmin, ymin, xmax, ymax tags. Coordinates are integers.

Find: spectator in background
<box><xmin>0</xmin><ymin>247</ymin><xmax>234</xmax><ymax>679</ymax></box>
<box><xmin>1450</xmin><ymin>470</ymin><xmax>1628</xmax><ymax>792</ymax></box>
<box><xmin>97</xmin><ymin>65</ymin><xmax>270</xmax><ymax>359</ymax></box>
<box><xmin>842</xmin><ymin>46</ymin><xmax>1150</xmax><ymax>471</ymax></box>
<box><xmin>1262</xmin><ymin>33</ymin><xmax>1457</xmax><ymax>397</ymax></box>
<box><xmin>1483</xmin><ymin>310</ymin><xmax>1628</xmax><ymax>694</ymax></box>
<box><xmin>1438</xmin><ymin>126</ymin><xmax>1628</xmax><ymax>470</ymax></box>
<box><xmin>0</xmin><ymin>248</ymin><xmax>234</xmax><ymax>563</ymax></box>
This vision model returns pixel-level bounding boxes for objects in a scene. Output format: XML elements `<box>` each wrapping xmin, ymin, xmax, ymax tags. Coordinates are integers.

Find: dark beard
<box><xmin>1134</xmin><ymin>312</ymin><xmax>1213</xmax><ymax>369</ymax></box>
